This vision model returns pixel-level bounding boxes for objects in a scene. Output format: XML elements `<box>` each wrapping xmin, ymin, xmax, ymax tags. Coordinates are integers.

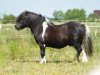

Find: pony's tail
<box><xmin>82</xmin><ymin>25</ymin><xmax>93</xmax><ymax>56</ymax></box>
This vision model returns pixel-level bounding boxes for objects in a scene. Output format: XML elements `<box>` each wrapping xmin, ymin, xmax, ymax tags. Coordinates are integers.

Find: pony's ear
<box><xmin>39</xmin><ymin>14</ymin><xmax>42</xmax><ymax>17</ymax></box>
<box><xmin>25</xmin><ymin>10</ymin><xmax>29</xmax><ymax>15</ymax></box>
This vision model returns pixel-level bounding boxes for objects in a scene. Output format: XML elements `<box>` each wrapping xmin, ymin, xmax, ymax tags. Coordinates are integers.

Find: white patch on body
<box><xmin>42</xmin><ymin>20</ymin><xmax>48</xmax><ymax>41</ymax></box>
<box><xmin>82</xmin><ymin>46</ymin><xmax>88</xmax><ymax>62</ymax></box>
<box><xmin>45</xmin><ymin>18</ymin><xmax>51</xmax><ymax>25</ymax></box>
<box><xmin>45</xmin><ymin>18</ymin><xmax>49</xmax><ymax>23</ymax></box>
<box><xmin>40</xmin><ymin>56</ymin><xmax>46</xmax><ymax>64</ymax></box>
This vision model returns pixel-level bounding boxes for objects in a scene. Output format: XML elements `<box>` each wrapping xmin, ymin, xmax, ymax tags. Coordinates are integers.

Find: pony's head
<box><xmin>15</xmin><ymin>11</ymin><xmax>38</xmax><ymax>30</ymax></box>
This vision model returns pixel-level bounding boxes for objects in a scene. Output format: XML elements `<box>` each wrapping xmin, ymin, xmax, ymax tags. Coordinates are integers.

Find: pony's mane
<box><xmin>44</xmin><ymin>18</ymin><xmax>54</xmax><ymax>26</ymax></box>
<box><xmin>17</xmin><ymin>11</ymin><xmax>54</xmax><ymax>26</ymax></box>
<box><xmin>16</xmin><ymin>11</ymin><xmax>39</xmax><ymax>22</ymax></box>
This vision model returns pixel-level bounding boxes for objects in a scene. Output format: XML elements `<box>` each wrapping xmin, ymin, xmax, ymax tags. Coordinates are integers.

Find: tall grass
<box><xmin>0</xmin><ymin>24</ymin><xmax>100</xmax><ymax>75</ymax></box>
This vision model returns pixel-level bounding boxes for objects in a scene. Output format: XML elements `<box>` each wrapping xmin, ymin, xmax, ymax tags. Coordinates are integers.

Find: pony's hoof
<box><xmin>40</xmin><ymin>61</ymin><xmax>46</xmax><ymax>64</ymax></box>
<box><xmin>82</xmin><ymin>59</ymin><xmax>88</xmax><ymax>63</ymax></box>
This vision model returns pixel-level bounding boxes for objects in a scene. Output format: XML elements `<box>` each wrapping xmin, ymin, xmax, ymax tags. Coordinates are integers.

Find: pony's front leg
<box><xmin>39</xmin><ymin>44</ymin><xmax>46</xmax><ymax>64</ymax></box>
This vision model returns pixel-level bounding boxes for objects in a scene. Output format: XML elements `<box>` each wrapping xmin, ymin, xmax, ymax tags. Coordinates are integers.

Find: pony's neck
<box><xmin>29</xmin><ymin>15</ymin><xmax>45</xmax><ymax>34</ymax></box>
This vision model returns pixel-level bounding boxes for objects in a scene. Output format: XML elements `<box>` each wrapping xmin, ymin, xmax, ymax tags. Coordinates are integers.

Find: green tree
<box><xmin>64</xmin><ymin>9</ymin><xmax>86</xmax><ymax>21</ymax></box>
<box><xmin>53</xmin><ymin>10</ymin><xmax>65</xmax><ymax>21</ymax></box>
<box><xmin>88</xmin><ymin>13</ymin><xmax>99</xmax><ymax>21</ymax></box>
<box><xmin>64</xmin><ymin>9</ymin><xmax>72</xmax><ymax>20</ymax></box>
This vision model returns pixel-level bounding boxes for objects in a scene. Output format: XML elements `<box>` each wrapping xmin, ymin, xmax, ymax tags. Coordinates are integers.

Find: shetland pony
<box><xmin>15</xmin><ymin>11</ymin><xmax>93</xmax><ymax>63</ymax></box>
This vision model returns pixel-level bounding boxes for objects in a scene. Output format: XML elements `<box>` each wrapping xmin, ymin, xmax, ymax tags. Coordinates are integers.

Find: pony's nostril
<box><xmin>15</xmin><ymin>25</ymin><xmax>19</xmax><ymax>30</ymax></box>
<box><xmin>15</xmin><ymin>25</ymin><xmax>17</xmax><ymax>28</ymax></box>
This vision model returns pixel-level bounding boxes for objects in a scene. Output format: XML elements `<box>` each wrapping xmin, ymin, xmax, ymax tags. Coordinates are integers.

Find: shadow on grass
<box><xmin>16</xmin><ymin>59</ymin><xmax>74</xmax><ymax>64</ymax></box>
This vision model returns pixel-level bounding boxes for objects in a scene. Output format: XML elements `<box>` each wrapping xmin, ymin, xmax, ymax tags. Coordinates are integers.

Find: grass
<box><xmin>0</xmin><ymin>23</ymin><xmax>100</xmax><ymax>75</ymax></box>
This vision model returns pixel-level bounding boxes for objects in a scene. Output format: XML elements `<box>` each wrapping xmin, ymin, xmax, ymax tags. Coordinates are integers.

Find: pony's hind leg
<box><xmin>75</xmin><ymin>45</ymin><xmax>82</xmax><ymax>62</ymax></box>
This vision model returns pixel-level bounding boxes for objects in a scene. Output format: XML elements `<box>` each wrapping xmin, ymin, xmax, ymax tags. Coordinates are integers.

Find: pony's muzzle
<box><xmin>15</xmin><ymin>24</ymin><xmax>21</xmax><ymax>30</ymax></box>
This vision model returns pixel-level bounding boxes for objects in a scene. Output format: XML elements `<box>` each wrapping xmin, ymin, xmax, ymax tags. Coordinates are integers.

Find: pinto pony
<box><xmin>15</xmin><ymin>11</ymin><xmax>93</xmax><ymax>63</ymax></box>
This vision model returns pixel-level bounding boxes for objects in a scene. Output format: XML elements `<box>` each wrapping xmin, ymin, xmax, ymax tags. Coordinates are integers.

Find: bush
<box><xmin>2</xmin><ymin>14</ymin><xmax>16</xmax><ymax>24</ymax></box>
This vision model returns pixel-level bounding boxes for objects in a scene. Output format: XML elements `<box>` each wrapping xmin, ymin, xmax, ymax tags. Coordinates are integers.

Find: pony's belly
<box><xmin>45</xmin><ymin>42</ymin><xmax>68</xmax><ymax>48</ymax></box>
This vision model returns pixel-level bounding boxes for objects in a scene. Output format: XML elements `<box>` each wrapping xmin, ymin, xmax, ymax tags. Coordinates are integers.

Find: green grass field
<box><xmin>0</xmin><ymin>23</ymin><xmax>100</xmax><ymax>75</ymax></box>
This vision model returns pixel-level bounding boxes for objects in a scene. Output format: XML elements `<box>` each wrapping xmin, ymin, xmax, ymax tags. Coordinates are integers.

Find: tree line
<box><xmin>0</xmin><ymin>8</ymin><xmax>99</xmax><ymax>24</ymax></box>
<box><xmin>53</xmin><ymin>9</ymin><xmax>99</xmax><ymax>21</ymax></box>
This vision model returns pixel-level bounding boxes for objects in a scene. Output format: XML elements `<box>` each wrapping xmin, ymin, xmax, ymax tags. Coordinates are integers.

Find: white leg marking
<box><xmin>42</xmin><ymin>21</ymin><xmax>48</xmax><ymax>41</ymax></box>
<box><xmin>40</xmin><ymin>56</ymin><xmax>46</xmax><ymax>64</ymax></box>
<box><xmin>43</xmin><ymin>44</ymin><xmax>46</xmax><ymax>47</ymax></box>
<box><xmin>82</xmin><ymin>47</ymin><xmax>88</xmax><ymax>62</ymax></box>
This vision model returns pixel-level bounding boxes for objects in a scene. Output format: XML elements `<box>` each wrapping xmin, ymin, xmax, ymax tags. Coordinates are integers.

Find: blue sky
<box><xmin>0</xmin><ymin>0</ymin><xmax>100</xmax><ymax>17</ymax></box>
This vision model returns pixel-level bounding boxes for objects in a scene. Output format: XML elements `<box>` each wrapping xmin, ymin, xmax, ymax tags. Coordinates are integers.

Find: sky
<box><xmin>0</xmin><ymin>0</ymin><xmax>100</xmax><ymax>17</ymax></box>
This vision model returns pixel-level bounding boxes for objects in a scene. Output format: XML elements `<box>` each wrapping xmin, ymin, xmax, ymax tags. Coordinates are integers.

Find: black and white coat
<box><xmin>15</xmin><ymin>11</ymin><xmax>93</xmax><ymax>63</ymax></box>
